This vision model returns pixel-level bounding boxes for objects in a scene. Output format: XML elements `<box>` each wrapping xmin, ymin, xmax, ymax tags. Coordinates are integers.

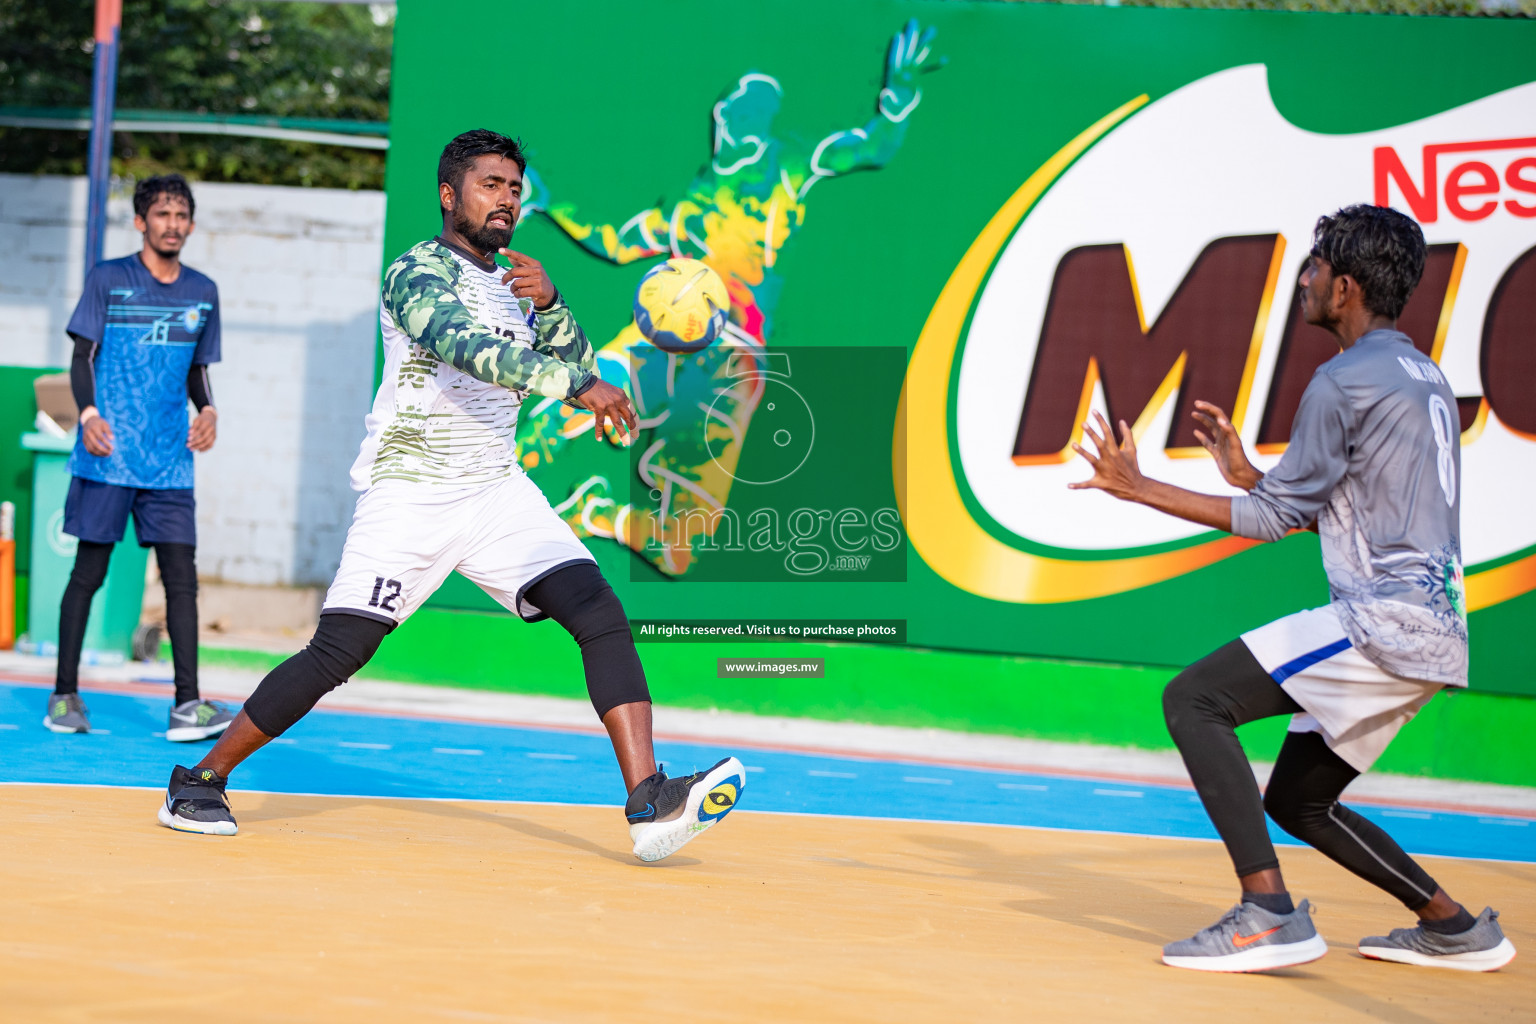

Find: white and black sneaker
<box><xmin>158</xmin><ymin>764</ymin><xmax>238</xmax><ymax>836</ymax></box>
<box><xmin>625</xmin><ymin>757</ymin><xmax>744</xmax><ymax>862</ymax></box>
<box><xmin>166</xmin><ymin>699</ymin><xmax>236</xmax><ymax>742</ymax></box>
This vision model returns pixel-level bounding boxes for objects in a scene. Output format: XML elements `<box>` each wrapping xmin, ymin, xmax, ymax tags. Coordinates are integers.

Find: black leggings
<box><xmin>1163</xmin><ymin>641</ymin><xmax>1440</xmax><ymax>910</ymax></box>
<box><xmin>56</xmin><ymin>541</ymin><xmax>200</xmax><ymax>705</ymax></box>
<box><xmin>243</xmin><ymin>561</ymin><xmax>650</xmax><ymax>737</ymax></box>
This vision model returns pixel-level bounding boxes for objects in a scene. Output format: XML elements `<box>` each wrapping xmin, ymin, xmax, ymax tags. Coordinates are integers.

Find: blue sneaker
<box><xmin>625</xmin><ymin>757</ymin><xmax>744</xmax><ymax>862</ymax></box>
<box><xmin>1162</xmin><ymin>900</ymin><xmax>1327</xmax><ymax>972</ymax></box>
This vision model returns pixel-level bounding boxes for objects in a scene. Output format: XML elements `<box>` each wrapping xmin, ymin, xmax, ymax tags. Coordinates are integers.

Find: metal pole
<box><xmin>83</xmin><ymin>0</ymin><xmax>123</xmax><ymax>277</ymax></box>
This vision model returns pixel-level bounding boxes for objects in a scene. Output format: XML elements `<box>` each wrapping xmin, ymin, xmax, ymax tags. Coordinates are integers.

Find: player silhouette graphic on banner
<box><xmin>516</xmin><ymin>20</ymin><xmax>937</xmax><ymax>576</ymax></box>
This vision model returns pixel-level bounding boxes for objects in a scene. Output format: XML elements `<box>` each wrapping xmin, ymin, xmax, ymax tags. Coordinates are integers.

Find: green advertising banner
<box><xmin>385</xmin><ymin>1</ymin><xmax>1536</xmax><ymax>695</ymax></box>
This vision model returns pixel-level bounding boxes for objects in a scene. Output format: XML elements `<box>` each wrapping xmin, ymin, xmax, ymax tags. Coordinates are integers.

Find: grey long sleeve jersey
<box><xmin>1231</xmin><ymin>329</ymin><xmax>1468</xmax><ymax>686</ymax></box>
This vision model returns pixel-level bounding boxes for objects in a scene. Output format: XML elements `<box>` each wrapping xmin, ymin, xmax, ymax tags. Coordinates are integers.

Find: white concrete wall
<box><xmin>0</xmin><ymin>173</ymin><xmax>386</xmax><ymax>587</ymax></box>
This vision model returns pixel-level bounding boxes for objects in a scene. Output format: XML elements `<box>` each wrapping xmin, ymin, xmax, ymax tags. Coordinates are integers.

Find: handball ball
<box><xmin>633</xmin><ymin>257</ymin><xmax>730</xmax><ymax>354</ymax></box>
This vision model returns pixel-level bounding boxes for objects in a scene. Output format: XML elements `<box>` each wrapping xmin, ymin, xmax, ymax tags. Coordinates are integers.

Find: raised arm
<box><xmin>810</xmin><ymin>20</ymin><xmax>936</xmax><ymax>179</ymax></box>
<box><xmin>521</xmin><ymin>165</ymin><xmax>668</xmax><ymax>266</ymax></box>
<box><xmin>384</xmin><ymin>253</ymin><xmax>593</xmax><ymax>400</ymax></box>
<box><xmin>531</xmin><ymin>297</ymin><xmax>596</xmax><ymax>375</ymax></box>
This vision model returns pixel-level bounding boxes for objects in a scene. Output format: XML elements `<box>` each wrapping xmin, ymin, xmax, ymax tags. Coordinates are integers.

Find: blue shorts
<box><xmin>63</xmin><ymin>477</ymin><xmax>197</xmax><ymax>547</ymax></box>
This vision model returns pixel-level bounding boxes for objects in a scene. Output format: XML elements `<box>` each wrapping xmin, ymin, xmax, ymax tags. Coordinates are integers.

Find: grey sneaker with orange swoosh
<box><xmin>1162</xmin><ymin>899</ymin><xmax>1327</xmax><ymax>972</ymax></box>
<box><xmin>1358</xmin><ymin>907</ymin><xmax>1516</xmax><ymax>971</ymax></box>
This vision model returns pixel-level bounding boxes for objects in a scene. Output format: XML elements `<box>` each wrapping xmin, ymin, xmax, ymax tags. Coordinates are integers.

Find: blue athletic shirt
<box><xmin>66</xmin><ymin>254</ymin><xmax>221</xmax><ymax>490</ymax></box>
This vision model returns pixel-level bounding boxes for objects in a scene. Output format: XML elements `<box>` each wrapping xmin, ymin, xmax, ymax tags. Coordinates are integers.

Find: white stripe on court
<box><xmin>434</xmin><ymin>747</ymin><xmax>484</xmax><ymax>756</ymax></box>
<box><xmin>808</xmin><ymin>770</ymin><xmax>857</xmax><ymax>779</ymax></box>
<box><xmin>526</xmin><ymin>752</ymin><xmax>577</xmax><ymax>761</ymax></box>
<box><xmin>1093</xmin><ymin>789</ymin><xmax>1143</xmax><ymax>798</ymax></box>
<box><xmin>903</xmin><ymin>776</ymin><xmax>953</xmax><ymax>786</ymax></box>
<box><xmin>998</xmin><ymin>783</ymin><xmax>1048</xmax><ymax>792</ymax></box>
<box><xmin>338</xmin><ymin>742</ymin><xmax>391</xmax><ymax>750</ymax></box>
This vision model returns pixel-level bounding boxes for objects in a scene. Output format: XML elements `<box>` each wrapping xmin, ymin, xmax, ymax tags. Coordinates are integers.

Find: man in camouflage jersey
<box><xmin>156</xmin><ymin>130</ymin><xmax>745</xmax><ymax>864</ymax></box>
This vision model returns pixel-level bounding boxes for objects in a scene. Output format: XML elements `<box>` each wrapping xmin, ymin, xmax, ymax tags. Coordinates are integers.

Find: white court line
<box><xmin>0</xmin><ymin>724</ymin><xmax>17</xmax><ymax>730</ymax></box>
<box><xmin>808</xmin><ymin>770</ymin><xmax>857</xmax><ymax>779</ymax></box>
<box><xmin>903</xmin><ymin>776</ymin><xmax>953</xmax><ymax>786</ymax></box>
<box><xmin>271</xmin><ymin>738</ymin><xmax>298</xmax><ymax>745</ymax></box>
<box><xmin>526</xmin><ymin>752</ymin><xmax>577</xmax><ymax>761</ymax></box>
<box><xmin>745</xmin><ymin>766</ymin><xmax>766</xmax><ymax>773</ymax></box>
<box><xmin>998</xmin><ymin>783</ymin><xmax>1048</xmax><ymax>792</ymax></box>
<box><xmin>1380</xmin><ymin>810</ymin><xmax>1433</xmax><ymax>820</ymax></box>
<box><xmin>434</xmin><ymin>747</ymin><xmax>484</xmax><ymax>756</ymax></box>
<box><xmin>1093</xmin><ymin>789</ymin><xmax>1143</xmax><ymax>798</ymax></box>
<box><xmin>1477</xmin><ymin>818</ymin><xmax>1530</xmax><ymax>827</ymax></box>
<box><xmin>339</xmin><ymin>742</ymin><xmax>392</xmax><ymax>750</ymax></box>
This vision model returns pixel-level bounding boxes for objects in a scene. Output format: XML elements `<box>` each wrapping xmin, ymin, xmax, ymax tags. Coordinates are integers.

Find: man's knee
<box><xmin>154</xmin><ymin>544</ymin><xmax>198</xmax><ymax>596</ymax></box>
<box><xmin>242</xmin><ymin>613</ymin><xmax>389</xmax><ymax>737</ymax></box>
<box><xmin>68</xmin><ymin>541</ymin><xmax>113</xmax><ymax>591</ymax></box>
<box><xmin>525</xmin><ymin>562</ymin><xmax>649</xmax><ymax>718</ymax></box>
<box><xmin>1262</xmin><ymin>784</ymin><xmax>1319</xmax><ymax>840</ymax></box>
<box><xmin>528</xmin><ymin>562</ymin><xmax>628</xmax><ymax>645</ymax></box>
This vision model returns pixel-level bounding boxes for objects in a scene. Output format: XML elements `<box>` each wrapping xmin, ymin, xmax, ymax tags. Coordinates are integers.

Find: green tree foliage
<box><xmin>0</xmin><ymin>0</ymin><xmax>393</xmax><ymax>189</ymax></box>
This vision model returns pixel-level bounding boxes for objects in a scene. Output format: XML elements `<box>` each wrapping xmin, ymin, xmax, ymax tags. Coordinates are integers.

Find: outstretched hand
<box><xmin>882</xmin><ymin>19</ymin><xmax>937</xmax><ymax>119</ymax></box>
<box><xmin>1067</xmin><ymin>411</ymin><xmax>1145</xmax><ymax>502</ymax></box>
<box><xmin>575</xmin><ymin>378</ymin><xmax>637</xmax><ymax>447</ymax></box>
<box><xmin>1192</xmin><ymin>400</ymin><xmax>1262</xmax><ymax>491</ymax></box>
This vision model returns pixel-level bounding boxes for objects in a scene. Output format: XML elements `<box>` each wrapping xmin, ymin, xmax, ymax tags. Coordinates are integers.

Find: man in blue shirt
<box><xmin>46</xmin><ymin>174</ymin><xmax>237</xmax><ymax>743</ymax></box>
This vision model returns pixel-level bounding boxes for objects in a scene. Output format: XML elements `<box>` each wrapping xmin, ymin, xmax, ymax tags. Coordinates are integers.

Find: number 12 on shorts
<box><xmin>368</xmin><ymin>576</ymin><xmax>403</xmax><ymax>612</ymax></box>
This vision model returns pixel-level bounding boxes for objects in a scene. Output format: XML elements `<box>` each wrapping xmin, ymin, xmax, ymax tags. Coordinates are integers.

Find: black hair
<box><xmin>437</xmin><ymin>129</ymin><xmax>526</xmax><ymax>197</ymax></box>
<box><xmin>1309</xmin><ymin>204</ymin><xmax>1426</xmax><ymax>320</ymax></box>
<box><xmin>133</xmin><ymin>174</ymin><xmax>195</xmax><ymax>220</ymax></box>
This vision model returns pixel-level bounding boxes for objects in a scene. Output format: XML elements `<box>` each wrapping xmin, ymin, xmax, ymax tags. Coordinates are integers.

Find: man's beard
<box><xmin>148</xmin><ymin>235</ymin><xmax>183</xmax><ymax>259</ymax></box>
<box><xmin>453</xmin><ymin>201</ymin><xmax>513</xmax><ymax>254</ymax></box>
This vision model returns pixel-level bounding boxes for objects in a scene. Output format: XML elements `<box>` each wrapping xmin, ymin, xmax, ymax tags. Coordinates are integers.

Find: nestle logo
<box><xmin>1375</xmin><ymin>137</ymin><xmax>1536</xmax><ymax>223</ymax></box>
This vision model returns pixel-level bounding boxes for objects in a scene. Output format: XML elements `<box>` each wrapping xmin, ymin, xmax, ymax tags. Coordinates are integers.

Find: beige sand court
<box><xmin>0</xmin><ymin>785</ymin><xmax>1529</xmax><ymax>1023</ymax></box>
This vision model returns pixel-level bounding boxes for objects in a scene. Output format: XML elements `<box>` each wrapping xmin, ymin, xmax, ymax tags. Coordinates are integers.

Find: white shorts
<box><xmin>323</xmin><ymin>474</ymin><xmax>594</xmax><ymax>627</ymax></box>
<box><xmin>1242</xmin><ymin>605</ymin><xmax>1442</xmax><ymax>773</ymax></box>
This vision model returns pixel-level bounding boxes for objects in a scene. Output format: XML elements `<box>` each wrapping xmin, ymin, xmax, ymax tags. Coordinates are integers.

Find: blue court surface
<box><xmin>4</xmin><ymin>679</ymin><xmax>1532</xmax><ymax>863</ymax></box>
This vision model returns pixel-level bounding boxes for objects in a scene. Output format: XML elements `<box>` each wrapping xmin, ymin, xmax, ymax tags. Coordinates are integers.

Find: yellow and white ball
<box><xmin>633</xmin><ymin>257</ymin><xmax>730</xmax><ymax>354</ymax></box>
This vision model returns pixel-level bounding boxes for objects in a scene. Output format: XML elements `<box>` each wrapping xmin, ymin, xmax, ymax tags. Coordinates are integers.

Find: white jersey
<box><xmin>350</xmin><ymin>242</ymin><xmax>538</xmax><ymax>490</ymax></box>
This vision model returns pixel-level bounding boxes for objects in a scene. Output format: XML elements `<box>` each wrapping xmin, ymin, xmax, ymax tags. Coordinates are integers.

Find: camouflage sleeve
<box><xmin>531</xmin><ymin>296</ymin><xmax>597</xmax><ymax>375</ymax></box>
<box><xmin>382</xmin><ymin>249</ymin><xmax>594</xmax><ymax>399</ymax></box>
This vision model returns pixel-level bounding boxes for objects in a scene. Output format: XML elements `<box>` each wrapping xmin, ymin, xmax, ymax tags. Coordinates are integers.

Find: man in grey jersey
<box><xmin>1072</xmin><ymin>205</ymin><xmax>1514</xmax><ymax>973</ymax></box>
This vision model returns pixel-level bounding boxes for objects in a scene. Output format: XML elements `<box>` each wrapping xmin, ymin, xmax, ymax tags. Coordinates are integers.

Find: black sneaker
<box><xmin>158</xmin><ymin>764</ymin><xmax>238</xmax><ymax>836</ymax></box>
<box><xmin>43</xmin><ymin>692</ymin><xmax>90</xmax><ymax>733</ymax></box>
<box><xmin>625</xmin><ymin>756</ymin><xmax>744</xmax><ymax>862</ymax></box>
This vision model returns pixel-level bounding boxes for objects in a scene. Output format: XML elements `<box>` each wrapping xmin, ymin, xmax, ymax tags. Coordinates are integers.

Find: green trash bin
<box><xmin>21</xmin><ymin>432</ymin><xmax>149</xmax><ymax>665</ymax></box>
